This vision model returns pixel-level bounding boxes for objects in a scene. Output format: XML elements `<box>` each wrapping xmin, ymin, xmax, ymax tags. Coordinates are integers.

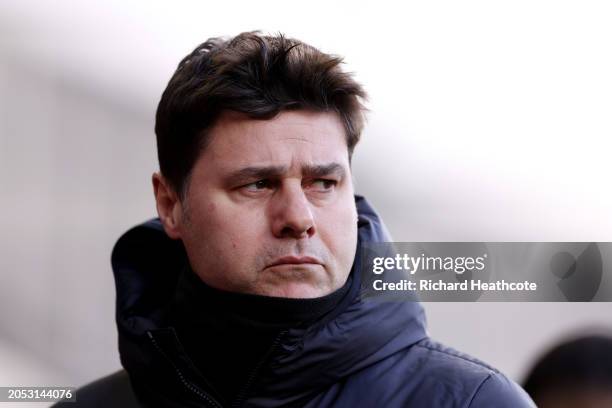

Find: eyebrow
<box><xmin>224</xmin><ymin>162</ymin><xmax>346</xmax><ymax>185</ymax></box>
<box><xmin>304</xmin><ymin>163</ymin><xmax>346</xmax><ymax>179</ymax></box>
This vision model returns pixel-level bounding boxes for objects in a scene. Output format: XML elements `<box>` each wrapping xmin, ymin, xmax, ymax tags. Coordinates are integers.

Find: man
<box><xmin>59</xmin><ymin>32</ymin><xmax>534</xmax><ymax>407</ymax></box>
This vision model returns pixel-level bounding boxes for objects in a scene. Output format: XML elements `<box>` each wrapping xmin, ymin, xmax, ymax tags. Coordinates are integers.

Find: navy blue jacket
<box><xmin>59</xmin><ymin>196</ymin><xmax>534</xmax><ymax>407</ymax></box>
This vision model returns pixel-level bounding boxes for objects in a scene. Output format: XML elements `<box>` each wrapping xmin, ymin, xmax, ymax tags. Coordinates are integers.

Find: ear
<box><xmin>152</xmin><ymin>172</ymin><xmax>183</xmax><ymax>239</ymax></box>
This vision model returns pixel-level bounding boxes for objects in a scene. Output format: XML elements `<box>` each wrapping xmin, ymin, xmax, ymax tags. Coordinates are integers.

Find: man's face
<box><xmin>175</xmin><ymin>110</ymin><xmax>358</xmax><ymax>298</ymax></box>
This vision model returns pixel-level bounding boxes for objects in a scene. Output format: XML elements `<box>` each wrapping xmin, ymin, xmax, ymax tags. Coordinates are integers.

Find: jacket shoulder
<box><xmin>52</xmin><ymin>370</ymin><xmax>140</xmax><ymax>408</ymax></box>
<box><xmin>467</xmin><ymin>370</ymin><xmax>535</xmax><ymax>408</ymax></box>
<box><xmin>410</xmin><ymin>339</ymin><xmax>535</xmax><ymax>407</ymax></box>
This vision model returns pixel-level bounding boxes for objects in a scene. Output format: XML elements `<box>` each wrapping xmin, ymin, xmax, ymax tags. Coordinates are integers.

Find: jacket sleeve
<box><xmin>51</xmin><ymin>370</ymin><xmax>140</xmax><ymax>408</ymax></box>
<box><xmin>468</xmin><ymin>372</ymin><xmax>535</xmax><ymax>408</ymax></box>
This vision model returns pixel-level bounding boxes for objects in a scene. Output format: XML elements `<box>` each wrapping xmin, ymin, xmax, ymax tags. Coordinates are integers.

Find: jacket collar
<box><xmin>112</xmin><ymin>195</ymin><xmax>427</xmax><ymax>405</ymax></box>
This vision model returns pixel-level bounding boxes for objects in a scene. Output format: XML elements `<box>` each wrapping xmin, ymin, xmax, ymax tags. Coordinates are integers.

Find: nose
<box><xmin>270</xmin><ymin>182</ymin><xmax>316</xmax><ymax>239</ymax></box>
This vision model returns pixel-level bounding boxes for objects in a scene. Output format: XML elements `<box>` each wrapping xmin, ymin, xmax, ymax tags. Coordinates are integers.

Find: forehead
<box><xmin>199</xmin><ymin>110</ymin><xmax>350</xmax><ymax>170</ymax></box>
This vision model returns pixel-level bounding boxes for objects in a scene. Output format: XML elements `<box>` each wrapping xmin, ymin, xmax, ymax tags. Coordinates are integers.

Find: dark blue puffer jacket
<box><xmin>59</xmin><ymin>196</ymin><xmax>534</xmax><ymax>407</ymax></box>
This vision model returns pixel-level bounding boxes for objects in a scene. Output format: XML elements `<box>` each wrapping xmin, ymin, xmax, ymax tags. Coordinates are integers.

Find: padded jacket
<box><xmin>56</xmin><ymin>196</ymin><xmax>535</xmax><ymax>407</ymax></box>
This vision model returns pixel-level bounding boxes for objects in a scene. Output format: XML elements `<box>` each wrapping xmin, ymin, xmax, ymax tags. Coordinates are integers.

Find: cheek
<box><xmin>183</xmin><ymin>200</ymin><xmax>265</xmax><ymax>284</ymax></box>
<box><xmin>191</xmin><ymin>198</ymin><xmax>265</xmax><ymax>255</ymax></box>
<box><xmin>318</xmin><ymin>202</ymin><xmax>358</xmax><ymax>252</ymax></box>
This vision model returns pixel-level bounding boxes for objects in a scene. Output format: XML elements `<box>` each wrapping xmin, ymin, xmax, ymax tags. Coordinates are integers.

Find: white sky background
<box><xmin>2</xmin><ymin>0</ymin><xmax>611</xmax><ymax>241</ymax></box>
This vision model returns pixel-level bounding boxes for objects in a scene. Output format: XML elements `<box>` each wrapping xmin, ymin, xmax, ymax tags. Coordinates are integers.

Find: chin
<box><xmin>257</xmin><ymin>281</ymin><xmax>332</xmax><ymax>299</ymax></box>
<box><xmin>255</xmin><ymin>264</ymin><xmax>334</xmax><ymax>298</ymax></box>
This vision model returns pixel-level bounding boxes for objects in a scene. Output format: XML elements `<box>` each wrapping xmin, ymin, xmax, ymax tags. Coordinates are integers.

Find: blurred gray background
<box><xmin>1</xmin><ymin>1</ymin><xmax>611</xmax><ymax>406</ymax></box>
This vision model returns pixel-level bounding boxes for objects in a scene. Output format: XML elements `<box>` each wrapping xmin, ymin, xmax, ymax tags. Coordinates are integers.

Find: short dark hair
<box><xmin>155</xmin><ymin>31</ymin><xmax>367</xmax><ymax>198</ymax></box>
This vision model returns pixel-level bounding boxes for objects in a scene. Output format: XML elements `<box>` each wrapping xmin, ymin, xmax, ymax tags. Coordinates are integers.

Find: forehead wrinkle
<box><xmin>277</xmin><ymin>136</ymin><xmax>313</xmax><ymax>143</ymax></box>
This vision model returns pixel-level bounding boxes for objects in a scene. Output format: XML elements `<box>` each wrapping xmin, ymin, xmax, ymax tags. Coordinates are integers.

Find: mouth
<box><xmin>267</xmin><ymin>256</ymin><xmax>323</xmax><ymax>268</ymax></box>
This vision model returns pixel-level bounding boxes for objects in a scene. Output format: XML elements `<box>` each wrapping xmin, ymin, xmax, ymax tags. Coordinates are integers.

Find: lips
<box><xmin>267</xmin><ymin>256</ymin><xmax>322</xmax><ymax>268</ymax></box>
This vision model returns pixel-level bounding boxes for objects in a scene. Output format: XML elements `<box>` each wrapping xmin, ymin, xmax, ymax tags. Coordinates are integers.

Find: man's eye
<box><xmin>310</xmin><ymin>179</ymin><xmax>337</xmax><ymax>191</ymax></box>
<box><xmin>244</xmin><ymin>179</ymin><xmax>271</xmax><ymax>191</ymax></box>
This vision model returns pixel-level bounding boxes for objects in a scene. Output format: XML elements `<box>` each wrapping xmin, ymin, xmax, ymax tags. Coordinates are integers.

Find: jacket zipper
<box><xmin>148</xmin><ymin>331</ymin><xmax>223</xmax><ymax>408</ymax></box>
<box><xmin>231</xmin><ymin>330</ymin><xmax>287</xmax><ymax>407</ymax></box>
